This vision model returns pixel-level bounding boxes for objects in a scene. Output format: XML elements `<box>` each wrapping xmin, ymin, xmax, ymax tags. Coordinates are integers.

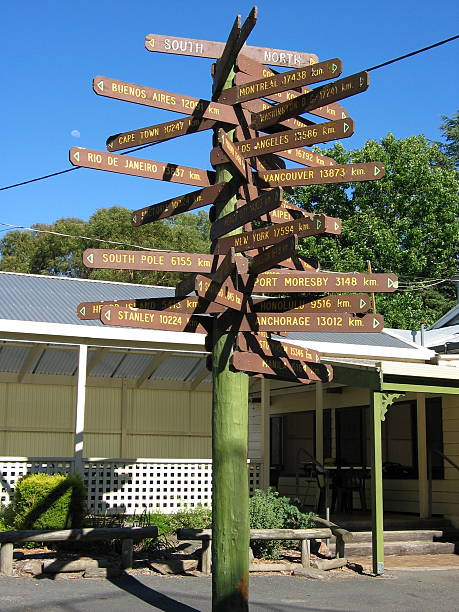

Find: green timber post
<box><xmin>211</xmin><ymin>63</ymin><xmax>250</xmax><ymax>611</ymax></box>
<box><xmin>370</xmin><ymin>391</ymin><xmax>384</xmax><ymax>575</ymax></box>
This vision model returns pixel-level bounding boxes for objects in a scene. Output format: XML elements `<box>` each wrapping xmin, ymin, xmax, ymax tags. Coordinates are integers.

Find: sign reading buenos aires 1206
<box><xmin>93</xmin><ymin>76</ymin><xmax>242</xmax><ymax>125</ymax></box>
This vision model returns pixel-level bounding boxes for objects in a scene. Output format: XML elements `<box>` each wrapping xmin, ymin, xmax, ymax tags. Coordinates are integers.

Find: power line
<box><xmin>0</xmin><ymin>222</ymin><xmax>185</xmax><ymax>253</ymax></box>
<box><xmin>366</xmin><ymin>34</ymin><xmax>459</xmax><ymax>72</ymax></box>
<box><xmin>0</xmin><ymin>34</ymin><xmax>458</xmax><ymax>193</ymax></box>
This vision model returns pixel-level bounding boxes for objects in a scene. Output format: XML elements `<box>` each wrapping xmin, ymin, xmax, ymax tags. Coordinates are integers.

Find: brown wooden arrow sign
<box><xmin>145</xmin><ymin>32</ymin><xmax>318</xmax><ymax>68</ymax></box>
<box><xmin>249</xmin><ymin>235</ymin><xmax>298</xmax><ymax>275</ymax></box>
<box><xmin>216</xmin><ymin>129</ymin><xmax>250</xmax><ymax>180</ymax></box>
<box><xmin>236</xmin><ymin>333</ymin><xmax>321</xmax><ymax>363</ymax></box>
<box><xmin>219</xmin><ymin>58</ymin><xmax>342</xmax><ymax>105</ymax></box>
<box><xmin>236</xmin><ymin>55</ymin><xmax>349</xmax><ymax>122</ymax></box>
<box><xmin>251</xmin><ymin>71</ymin><xmax>370</xmax><ymax>130</ymax></box>
<box><xmin>253</xmin><ymin>294</ymin><xmax>371</xmax><ymax>313</ymax></box>
<box><xmin>82</xmin><ymin>248</ymin><xmax>241</xmax><ymax>275</ymax></box>
<box><xmin>70</xmin><ymin>148</ymin><xmax>216</xmax><ymax>187</ymax></box>
<box><xmin>214</xmin><ymin>214</ymin><xmax>341</xmax><ymax>254</ymax></box>
<box><xmin>100</xmin><ymin>305</ymin><xmax>210</xmax><ymax>333</ymax></box>
<box><xmin>220</xmin><ymin>312</ymin><xmax>384</xmax><ymax>333</ymax></box>
<box><xmin>107</xmin><ymin>116</ymin><xmax>218</xmax><ymax>152</ymax></box>
<box><xmin>131</xmin><ymin>183</ymin><xmax>229</xmax><ymax>226</ymax></box>
<box><xmin>231</xmin><ymin>351</ymin><xmax>333</xmax><ymax>383</ymax></box>
<box><xmin>242</xmin><ymin>271</ymin><xmax>399</xmax><ymax>293</ymax></box>
<box><xmin>210</xmin><ymin>187</ymin><xmax>284</xmax><ymax>240</ymax></box>
<box><xmin>93</xmin><ymin>76</ymin><xmax>243</xmax><ymax>125</ymax></box>
<box><xmin>77</xmin><ymin>297</ymin><xmax>226</xmax><ymax>319</ymax></box>
<box><xmin>235</xmin><ymin>119</ymin><xmax>354</xmax><ymax>158</ymax></box>
<box><xmin>258</xmin><ymin>162</ymin><xmax>385</xmax><ymax>187</ymax></box>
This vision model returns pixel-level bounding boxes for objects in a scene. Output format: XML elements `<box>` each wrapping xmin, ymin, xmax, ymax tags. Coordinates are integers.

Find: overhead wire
<box><xmin>0</xmin><ymin>33</ymin><xmax>458</xmax><ymax>193</ymax></box>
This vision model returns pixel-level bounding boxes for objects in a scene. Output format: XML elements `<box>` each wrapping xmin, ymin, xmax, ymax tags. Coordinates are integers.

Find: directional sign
<box><xmin>242</xmin><ymin>98</ymin><xmax>313</xmax><ymax>132</ymax></box>
<box><xmin>251</xmin><ymin>71</ymin><xmax>370</xmax><ymax>130</ymax></box>
<box><xmin>258</xmin><ymin>162</ymin><xmax>385</xmax><ymax>188</ymax></box>
<box><xmin>70</xmin><ymin>148</ymin><xmax>215</xmax><ymax>188</ymax></box>
<box><xmin>220</xmin><ymin>312</ymin><xmax>384</xmax><ymax>333</ymax></box>
<box><xmin>249</xmin><ymin>235</ymin><xmax>298</xmax><ymax>275</ymax></box>
<box><xmin>211</xmin><ymin>247</ymin><xmax>248</xmax><ymax>284</ymax></box>
<box><xmin>210</xmin><ymin>187</ymin><xmax>284</xmax><ymax>240</ymax></box>
<box><xmin>235</xmin><ymin>119</ymin><xmax>354</xmax><ymax>158</ymax></box>
<box><xmin>252</xmin><ymin>294</ymin><xmax>372</xmax><ymax>313</ymax></box>
<box><xmin>93</xmin><ymin>76</ymin><xmax>242</xmax><ymax>125</ymax></box>
<box><xmin>242</xmin><ymin>271</ymin><xmax>399</xmax><ymax>293</ymax></box>
<box><xmin>231</xmin><ymin>351</ymin><xmax>333</xmax><ymax>383</ymax></box>
<box><xmin>274</xmin><ymin>147</ymin><xmax>336</xmax><ymax>168</ymax></box>
<box><xmin>144</xmin><ymin>33</ymin><xmax>318</xmax><ymax>68</ymax></box>
<box><xmin>82</xmin><ymin>249</ymin><xmax>236</xmax><ymax>275</ymax></box>
<box><xmin>212</xmin><ymin>7</ymin><xmax>258</xmax><ymax>99</ymax></box>
<box><xmin>217</xmin><ymin>129</ymin><xmax>249</xmax><ymax>180</ymax></box>
<box><xmin>237</xmin><ymin>55</ymin><xmax>349</xmax><ymax>122</ymax></box>
<box><xmin>77</xmin><ymin>297</ymin><xmax>226</xmax><ymax>320</ymax></box>
<box><xmin>195</xmin><ymin>274</ymin><xmax>245</xmax><ymax>311</ymax></box>
<box><xmin>131</xmin><ymin>183</ymin><xmax>229</xmax><ymax>226</ymax></box>
<box><xmin>100</xmin><ymin>306</ymin><xmax>209</xmax><ymax>333</ymax></box>
<box><xmin>214</xmin><ymin>214</ymin><xmax>341</xmax><ymax>254</ymax></box>
<box><xmin>236</xmin><ymin>333</ymin><xmax>321</xmax><ymax>363</ymax></box>
<box><xmin>107</xmin><ymin>117</ymin><xmax>217</xmax><ymax>152</ymax></box>
<box><xmin>220</xmin><ymin>58</ymin><xmax>342</xmax><ymax>105</ymax></box>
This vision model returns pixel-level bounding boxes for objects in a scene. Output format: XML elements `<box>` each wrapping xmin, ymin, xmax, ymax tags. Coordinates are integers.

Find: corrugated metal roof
<box><xmin>0</xmin><ymin>271</ymin><xmax>175</xmax><ymax>326</ymax></box>
<box><xmin>286</xmin><ymin>331</ymin><xmax>411</xmax><ymax>350</ymax></box>
<box><xmin>0</xmin><ymin>271</ymin><xmax>427</xmax><ymax>352</ymax></box>
<box><xmin>0</xmin><ymin>345</ymin><xmax>29</xmax><ymax>372</ymax></box>
<box><xmin>152</xmin><ymin>356</ymin><xmax>202</xmax><ymax>381</ymax></box>
<box><xmin>34</xmin><ymin>348</ymin><xmax>78</xmax><ymax>375</ymax></box>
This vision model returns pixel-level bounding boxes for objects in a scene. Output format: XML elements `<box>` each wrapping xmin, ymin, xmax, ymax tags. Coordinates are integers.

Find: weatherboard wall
<box><xmin>0</xmin><ymin>381</ymin><xmax>212</xmax><ymax>459</ymax></box>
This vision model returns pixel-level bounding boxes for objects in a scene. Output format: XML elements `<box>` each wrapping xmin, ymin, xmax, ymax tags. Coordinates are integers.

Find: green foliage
<box><xmin>249</xmin><ymin>488</ymin><xmax>316</xmax><ymax>559</ymax></box>
<box><xmin>136</xmin><ymin>506</ymin><xmax>212</xmax><ymax>553</ymax></box>
<box><xmin>11</xmin><ymin>473</ymin><xmax>86</xmax><ymax>530</ymax></box>
<box><xmin>0</xmin><ymin>207</ymin><xmax>211</xmax><ymax>287</ymax></box>
<box><xmin>292</xmin><ymin>134</ymin><xmax>459</xmax><ymax>328</ymax></box>
<box><xmin>439</xmin><ymin>110</ymin><xmax>459</xmax><ymax>167</ymax></box>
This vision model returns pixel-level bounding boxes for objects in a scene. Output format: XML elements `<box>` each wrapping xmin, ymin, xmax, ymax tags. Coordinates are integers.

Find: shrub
<box><xmin>12</xmin><ymin>473</ymin><xmax>86</xmax><ymax>530</ymax></box>
<box><xmin>249</xmin><ymin>488</ymin><xmax>316</xmax><ymax>560</ymax></box>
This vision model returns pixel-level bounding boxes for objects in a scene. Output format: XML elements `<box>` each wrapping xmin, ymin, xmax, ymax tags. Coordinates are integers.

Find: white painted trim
<box><xmin>74</xmin><ymin>345</ymin><xmax>88</xmax><ymax>475</ymax></box>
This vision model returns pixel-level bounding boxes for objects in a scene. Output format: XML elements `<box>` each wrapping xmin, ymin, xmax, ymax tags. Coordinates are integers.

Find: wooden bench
<box><xmin>0</xmin><ymin>526</ymin><xmax>158</xmax><ymax>576</ymax></box>
<box><xmin>177</xmin><ymin>527</ymin><xmax>334</xmax><ymax>574</ymax></box>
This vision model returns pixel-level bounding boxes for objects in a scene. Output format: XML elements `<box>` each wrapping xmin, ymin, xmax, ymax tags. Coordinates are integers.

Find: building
<box><xmin>0</xmin><ymin>271</ymin><xmax>458</xmax><ymax>548</ymax></box>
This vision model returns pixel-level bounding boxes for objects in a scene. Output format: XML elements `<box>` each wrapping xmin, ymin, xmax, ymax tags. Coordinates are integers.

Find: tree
<box><xmin>0</xmin><ymin>207</ymin><xmax>211</xmax><ymax>287</ymax></box>
<box><xmin>292</xmin><ymin>133</ymin><xmax>459</xmax><ymax>328</ymax></box>
<box><xmin>439</xmin><ymin>110</ymin><xmax>459</xmax><ymax>168</ymax></box>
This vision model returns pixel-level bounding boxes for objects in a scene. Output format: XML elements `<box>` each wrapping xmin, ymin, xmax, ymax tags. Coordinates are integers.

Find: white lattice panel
<box><xmin>1</xmin><ymin>457</ymin><xmax>263</xmax><ymax>514</ymax></box>
<box><xmin>85</xmin><ymin>459</ymin><xmax>213</xmax><ymax>514</ymax></box>
<box><xmin>0</xmin><ymin>459</ymin><xmax>73</xmax><ymax>505</ymax></box>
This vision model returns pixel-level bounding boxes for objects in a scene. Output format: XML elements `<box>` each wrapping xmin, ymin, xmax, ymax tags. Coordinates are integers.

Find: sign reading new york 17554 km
<box><xmin>72</xmin><ymin>7</ymin><xmax>397</xmax><ymax>606</ymax></box>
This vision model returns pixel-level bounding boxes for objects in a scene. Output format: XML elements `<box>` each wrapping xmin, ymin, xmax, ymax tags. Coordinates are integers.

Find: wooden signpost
<box><xmin>73</xmin><ymin>7</ymin><xmax>394</xmax><ymax>607</ymax></box>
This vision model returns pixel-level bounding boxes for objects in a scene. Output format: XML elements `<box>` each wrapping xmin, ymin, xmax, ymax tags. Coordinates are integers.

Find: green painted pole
<box><xmin>211</xmin><ymin>63</ymin><xmax>250</xmax><ymax>611</ymax></box>
<box><xmin>370</xmin><ymin>391</ymin><xmax>385</xmax><ymax>575</ymax></box>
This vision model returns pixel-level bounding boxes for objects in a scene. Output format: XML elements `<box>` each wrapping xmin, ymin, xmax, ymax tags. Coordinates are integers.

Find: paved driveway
<box><xmin>1</xmin><ymin>570</ymin><xmax>458</xmax><ymax>611</ymax></box>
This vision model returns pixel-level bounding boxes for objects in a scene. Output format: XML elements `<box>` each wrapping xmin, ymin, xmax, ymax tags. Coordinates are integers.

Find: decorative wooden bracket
<box><xmin>380</xmin><ymin>393</ymin><xmax>404</xmax><ymax>421</ymax></box>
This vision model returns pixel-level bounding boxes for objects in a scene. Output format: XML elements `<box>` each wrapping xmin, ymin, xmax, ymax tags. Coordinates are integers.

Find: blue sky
<box><xmin>1</xmin><ymin>0</ymin><xmax>458</xmax><ymax>230</ymax></box>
